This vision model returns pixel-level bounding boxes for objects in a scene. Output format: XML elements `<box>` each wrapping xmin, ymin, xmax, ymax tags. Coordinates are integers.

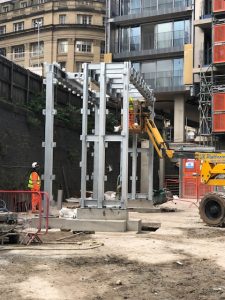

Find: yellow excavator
<box><xmin>128</xmin><ymin>99</ymin><xmax>225</xmax><ymax>226</ymax></box>
<box><xmin>144</xmin><ymin>118</ymin><xmax>225</xmax><ymax>227</ymax></box>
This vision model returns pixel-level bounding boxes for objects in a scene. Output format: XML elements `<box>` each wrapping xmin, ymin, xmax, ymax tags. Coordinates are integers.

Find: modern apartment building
<box><xmin>107</xmin><ymin>0</ymin><xmax>198</xmax><ymax>143</ymax></box>
<box><xmin>0</xmin><ymin>0</ymin><xmax>105</xmax><ymax>72</ymax></box>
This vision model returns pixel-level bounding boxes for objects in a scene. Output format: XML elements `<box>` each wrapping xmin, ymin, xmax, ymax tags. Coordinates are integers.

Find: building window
<box><xmin>75</xmin><ymin>40</ymin><xmax>92</xmax><ymax>53</ymax></box>
<box><xmin>30</xmin><ymin>42</ymin><xmax>44</xmax><ymax>57</ymax></box>
<box><xmin>100</xmin><ymin>41</ymin><xmax>105</xmax><ymax>54</ymax></box>
<box><xmin>21</xmin><ymin>2</ymin><xmax>27</xmax><ymax>8</ymax></box>
<box><xmin>77</xmin><ymin>15</ymin><xmax>92</xmax><ymax>25</ymax></box>
<box><xmin>120</xmin><ymin>26</ymin><xmax>140</xmax><ymax>52</ymax></box>
<box><xmin>59</xmin><ymin>15</ymin><xmax>66</xmax><ymax>24</ymax></box>
<box><xmin>13</xmin><ymin>22</ymin><xmax>24</xmax><ymax>32</ymax></box>
<box><xmin>0</xmin><ymin>26</ymin><xmax>6</xmax><ymax>35</ymax></box>
<box><xmin>38</xmin><ymin>0</ymin><xmax>46</xmax><ymax>3</ymax></box>
<box><xmin>32</xmin><ymin>18</ymin><xmax>43</xmax><ymax>28</ymax></box>
<box><xmin>2</xmin><ymin>6</ymin><xmax>9</xmax><ymax>13</ymax></box>
<box><xmin>58</xmin><ymin>40</ymin><xmax>68</xmax><ymax>54</ymax></box>
<box><xmin>157</xmin><ymin>23</ymin><xmax>173</xmax><ymax>49</ymax></box>
<box><xmin>0</xmin><ymin>48</ymin><xmax>6</xmax><ymax>56</ymax></box>
<box><xmin>12</xmin><ymin>45</ymin><xmax>25</xmax><ymax>59</ymax></box>
<box><xmin>102</xmin><ymin>17</ymin><xmax>106</xmax><ymax>26</ymax></box>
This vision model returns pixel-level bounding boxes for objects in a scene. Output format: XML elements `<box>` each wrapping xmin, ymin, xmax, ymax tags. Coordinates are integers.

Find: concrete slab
<box><xmin>127</xmin><ymin>199</ymin><xmax>156</xmax><ymax>208</ymax></box>
<box><xmin>76</xmin><ymin>208</ymin><xmax>128</xmax><ymax>220</ymax></box>
<box><xmin>32</xmin><ymin>218</ymin><xmax>127</xmax><ymax>232</ymax></box>
<box><xmin>127</xmin><ymin>199</ymin><xmax>161</xmax><ymax>212</ymax></box>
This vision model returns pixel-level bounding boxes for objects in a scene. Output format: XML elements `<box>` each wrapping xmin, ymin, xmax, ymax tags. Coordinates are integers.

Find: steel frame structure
<box><xmin>43</xmin><ymin>62</ymin><xmax>155</xmax><ymax>210</ymax></box>
<box><xmin>80</xmin><ymin>62</ymin><xmax>155</xmax><ymax>209</ymax></box>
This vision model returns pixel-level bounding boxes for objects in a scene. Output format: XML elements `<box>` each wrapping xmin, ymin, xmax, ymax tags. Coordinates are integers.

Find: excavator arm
<box><xmin>145</xmin><ymin>119</ymin><xmax>174</xmax><ymax>159</ymax></box>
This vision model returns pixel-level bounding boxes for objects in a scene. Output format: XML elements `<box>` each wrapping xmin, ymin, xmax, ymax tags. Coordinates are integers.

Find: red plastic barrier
<box><xmin>181</xmin><ymin>159</ymin><xmax>213</xmax><ymax>199</ymax></box>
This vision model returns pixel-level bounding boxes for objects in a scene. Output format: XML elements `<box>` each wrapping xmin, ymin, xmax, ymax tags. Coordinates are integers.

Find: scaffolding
<box><xmin>199</xmin><ymin>65</ymin><xmax>213</xmax><ymax>137</ymax></box>
<box><xmin>199</xmin><ymin>6</ymin><xmax>225</xmax><ymax>140</ymax></box>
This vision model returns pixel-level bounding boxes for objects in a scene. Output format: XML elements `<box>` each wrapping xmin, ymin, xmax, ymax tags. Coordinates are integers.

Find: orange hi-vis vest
<box><xmin>28</xmin><ymin>171</ymin><xmax>41</xmax><ymax>190</ymax></box>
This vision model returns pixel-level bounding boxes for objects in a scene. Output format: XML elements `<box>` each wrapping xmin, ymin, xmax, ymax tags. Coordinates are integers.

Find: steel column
<box><xmin>148</xmin><ymin>144</ymin><xmax>154</xmax><ymax>201</ymax></box>
<box><xmin>131</xmin><ymin>133</ymin><xmax>138</xmax><ymax>200</ymax></box>
<box><xmin>121</xmin><ymin>62</ymin><xmax>130</xmax><ymax>209</ymax></box>
<box><xmin>97</xmin><ymin>63</ymin><xmax>107</xmax><ymax>208</ymax></box>
<box><xmin>93</xmin><ymin>105</ymin><xmax>99</xmax><ymax>199</ymax></box>
<box><xmin>80</xmin><ymin>63</ymin><xmax>89</xmax><ymax>207</ymax></box>
<box><xmin>44</xmin><ymin>64</ymin><xmax>55</xmax><ymax>207</ymax></box>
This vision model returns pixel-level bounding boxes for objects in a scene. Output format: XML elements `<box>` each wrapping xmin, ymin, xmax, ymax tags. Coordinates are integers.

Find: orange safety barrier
<box><xmin>0</xmin><ymin>190</ymin><xmax>49</xmax><ymax>245</ymax></box>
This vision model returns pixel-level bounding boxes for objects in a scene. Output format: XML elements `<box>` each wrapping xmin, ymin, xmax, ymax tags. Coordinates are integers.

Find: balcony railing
<box><xmin>115</xmin><ymin>30</ymin><xmax>189</xmax><ymax>53</ymax></box>
<box><xmin>115</xmin><ymin>0</ymin><xmax>191</xmax><ymax>17</ymax></box>
<box><xmin>143</xmin><ymin>70</ymin><xmax>183</xmax><ymax>89</ymax></box>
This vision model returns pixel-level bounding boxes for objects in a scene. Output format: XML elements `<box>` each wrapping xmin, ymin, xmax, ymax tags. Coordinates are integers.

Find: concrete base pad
<box><xmin>32</xmin><ymin>217</ymin><xmax>141</xmax><ymax>232</ymax></box>
<box><xmin>76</xmin><ymin>208</ymin><xmax>128</xmax><ymax>220</ymax></box>
<box><xmin>127</xmin><ymin>199</ymin><xmax>161</xmax><ymax>213</ymax></box>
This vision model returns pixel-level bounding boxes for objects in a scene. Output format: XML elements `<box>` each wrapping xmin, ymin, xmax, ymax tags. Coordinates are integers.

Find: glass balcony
<box><xmin>114</xmin><ymin>0</ymin><xmax>192</xmax><ymax>17</ymax></box>
<box><xmin>143</xmin><ymin>70</ymin><xmax>183</xmax><ymax>89</ymax></box>
<box><xmin>115</xmin><ymin>30</ymin><xmax>188</xmax><ymax>53</ymax></box>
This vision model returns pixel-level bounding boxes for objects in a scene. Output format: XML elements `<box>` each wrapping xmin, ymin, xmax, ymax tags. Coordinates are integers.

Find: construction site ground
<box><xmin>1</xmin><ymin>200</ymin><xmax>225</xmax><ymax>300</ymax></box>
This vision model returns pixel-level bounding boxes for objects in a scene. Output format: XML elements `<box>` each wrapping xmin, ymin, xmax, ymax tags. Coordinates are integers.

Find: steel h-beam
<box><xmin>43</xmin><ymin>64</ymin><xmax>56</xmax><ymax>207</ymax></box>
<box><xmin>80</xmin><ymin>63</ymin><xmax>89</xmax><ymax>208</ymax></box>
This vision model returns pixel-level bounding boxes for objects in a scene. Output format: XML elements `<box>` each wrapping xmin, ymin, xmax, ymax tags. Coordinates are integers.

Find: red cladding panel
<box><xmin>213</xmin><ymin>93</ymin><xmax>225</xmax><ymax>111</ymax></box>
<box><xmin>213</xmin><ymin>113</ymin><xmax>225</xmax><ymax>132</ymax></box>
<box><xmin>214</xmin><ymin>25</ymin><xmax>225</xmax><ymax>43</ymax></box>
<box><xmin>213</xmin><ymin>44</ymin><xmax>225</xmax><ymax>63</ymax></box>
<box><xmin>213</xmin><ymin>0</ymin><xmax>225</xmax><ymax>12</ymax></box>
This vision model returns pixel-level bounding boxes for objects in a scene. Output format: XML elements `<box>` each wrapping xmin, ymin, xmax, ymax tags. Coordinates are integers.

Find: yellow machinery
<box><xmin>143</xmin><ymin>117</ymin><xmax>225</xmax><ymax>227</ymax></box>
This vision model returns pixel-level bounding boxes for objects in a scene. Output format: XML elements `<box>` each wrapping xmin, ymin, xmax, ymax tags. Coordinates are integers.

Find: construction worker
<box><xmin>28</xmin><ymin>162</ymin><xmax>41</xmax><ymax>213</ymax></box>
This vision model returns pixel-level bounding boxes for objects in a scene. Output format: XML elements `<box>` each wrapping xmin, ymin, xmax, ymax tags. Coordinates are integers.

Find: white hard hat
<box><xmin>32</xmin><ymin>162</ymin><xmax>38</xmax><ymax>168</ymax></box>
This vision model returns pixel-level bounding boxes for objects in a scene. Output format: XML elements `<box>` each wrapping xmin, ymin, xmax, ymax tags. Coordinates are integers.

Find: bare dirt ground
<box><xmin>1</xmin><ymin>200</ymin><xmax>225</xmax><ymax>300</ymax></box>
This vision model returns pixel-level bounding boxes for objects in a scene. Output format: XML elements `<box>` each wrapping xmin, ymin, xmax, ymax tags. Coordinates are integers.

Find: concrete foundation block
<box><xmin>126</xmin><ymin>219</ymin><xmax>142</xmax><ymax>232</ymax></box>
<box><xmin>33</xmin><ymin>217</ymin><xmax>127</xmax><ymax>232</ymax></box>
<box><xmin>127</xmin><ymin>199</ymin><xmax>154</xmax><ymax>208</ymax></box>
<box><xmin>76</xmin><ymin>208</ymin><xmax>128</xmax><ymax>220</ymax></box>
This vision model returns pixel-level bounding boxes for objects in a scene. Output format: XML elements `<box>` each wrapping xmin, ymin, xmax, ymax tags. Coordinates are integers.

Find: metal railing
<box><xmin>118</xmin><ymin>0</ymin><xmax>191</xmax><ymax>16</ymax></box>
<box><xmin>116</xmin><ymin>30</ymin><xmax>189</xmax><ymax>53</ymax></box>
